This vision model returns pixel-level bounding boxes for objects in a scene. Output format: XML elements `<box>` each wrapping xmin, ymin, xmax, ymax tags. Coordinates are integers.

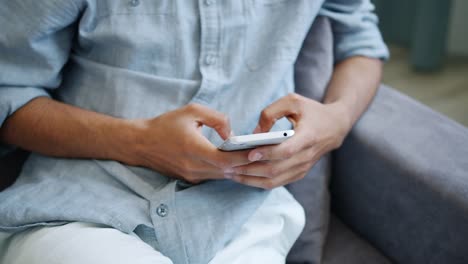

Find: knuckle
<box><xmin>260</xmin><ymin>109</ymin><xmax>273</xmax><ymax>122</ymax></box>
<box><xmin>282</xmin><ymin>147</ymin><xmax>295</xmax><ymax>159</ymax></box>
<box><xmin>298</xmin><ymin>168</ymin><xmax>309</xmax><ymax>178</ymax></box>
<box><xmin>288</xmin><ymin>93</ymin><xmax>299</xmax><ymax>100</ymax></box>
<box><xmin>288</xmin><ymin>93</ymin><xmax>303</xmax><ymax>103</ymax></box>
<box><xmin>334</xmin><ymin>138</ymin><xmax>344</xmax><ymax>149</ymax></box>
<box><xmin>186</xmin><ymin>103</ymin><xmax>200</xmax><ymax>112</ymax></box>
<box><xmin>214</xmin><ymin>157</ymin><xmax>230</xmax><ymax>169</ymax></box>
<box><xmin>300</xmin><ymin>165</ymin><xmax>311</xmax><ymax>176</ymax></box>
<box><xmin>235</xmin><ymin>176</ymin><xmax>246</xmax><ymax>184</ymax></box>
<box><xmin>268</xmin><ymin>166</ymin><xmax>279</xmax><ymax>177</ymax></box>
<box><xmin>298</xmin><ymin>174</ymin><xmax>306</xmax><ymax>180</ymax></box>
<box><xmin>306</xmin><ymin>149</ymin><xmax>317</xmax><ymax>161</ymax></box>
<box><xmin>237</xmin><ymin>167</ymin><xmax>247</xmax><ymax>175</ymax></box>
<box><xmin>262</xmin><ymin>180</ymin><xmax>276</xmax><ymax>190</ymax></box>
<box><xmin>303</xmin><ymin>163</ymin><xmax>312</xmax><ymax>173</ymax></box>
<box><xmin>183</xmin><ymin>171</ymin><xmax>197</xmax><ymax>183</ymax></box>
<box><xmin>308</xmin><ymin>134</ymin><xmax>318</xmax><ymax>145</ymax></box>
<box><xmin>288</xmin><ymin>93</ymin><xmax>306</xmax><ymax>114</ymax></box>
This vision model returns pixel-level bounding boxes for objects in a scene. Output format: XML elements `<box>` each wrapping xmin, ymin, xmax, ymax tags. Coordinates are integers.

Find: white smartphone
<box><xmin>218</xmin><ymin>130</ymin><xmax>295</xmax><ymax>151</ymax></box>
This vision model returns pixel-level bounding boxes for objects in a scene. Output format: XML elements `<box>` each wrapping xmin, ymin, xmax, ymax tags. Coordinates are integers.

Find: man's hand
<box><xmin>0</xmin><ymin>99</ymin><xmax>251</xmax><ymax>184</ymax></box>
<box><xmin>127</xmin><ymin>103</ymin><xmax>252</xmax><ymax>183</ymax></box>
<box><xmin>230</xmin><ymin>56</ymin><xmax>382</xmax><ymax>189</ymax></box>
<box><xmin>230</xmin><ymin>93</ymin><xmax>351</xmax><ymax>189</ymax></box>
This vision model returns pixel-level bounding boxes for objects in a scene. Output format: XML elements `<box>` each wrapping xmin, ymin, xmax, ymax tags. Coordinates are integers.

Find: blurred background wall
<box><xmin>448</xmin><ymin>0</ymin><xmax>468</xmax><ymax>56</ymax></box>
<box><xmin>372</xmin><ymin>0</ymin><xmax>468</xmax><ymax>126</ymax></box>
<box><xmin>447</xmin><ymin>0</ymin><xmax>468</xmax><ymax>56</ymax></box>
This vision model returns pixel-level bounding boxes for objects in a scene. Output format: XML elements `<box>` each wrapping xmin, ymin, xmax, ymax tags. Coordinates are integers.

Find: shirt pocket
<box><xmin>243</xmin><ymin>0</ymin><xmax>303</xmax><ymax>71</ymax></box>
<box><xmin>89</xmin><ymin>0</ymin><xmax>178</xmax><ymax>77</ymax></box>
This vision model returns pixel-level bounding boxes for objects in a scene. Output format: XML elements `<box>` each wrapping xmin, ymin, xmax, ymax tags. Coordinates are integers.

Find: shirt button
<box><xmin>129</xmin><ymin>0</ymin><xmax>140</xmax><ymax>7</ymax></box>
<box><xmin>205</xmin><ymin>0</ymin><xmax>216</xmax><ymax>6</ymax></box>
<box><xmin>156</xmin><ymin>204</ymin><xmax>169</xmax><ymax>217</ymax></box>
<box><xmin>204</xmin><ymin>55</ymin><xmax>216</xmax><ymax>66</ymax></box>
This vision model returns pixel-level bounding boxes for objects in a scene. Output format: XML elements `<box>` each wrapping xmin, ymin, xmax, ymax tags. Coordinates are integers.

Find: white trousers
<box><xmin>0</xmin><ymin>187</ymin><xmax>305</xmax><ymax>264</ymax></box>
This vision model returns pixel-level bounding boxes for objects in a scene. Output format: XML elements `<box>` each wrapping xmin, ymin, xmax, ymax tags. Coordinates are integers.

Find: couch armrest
<box><xmin>331</xmin><ymin>85</ymin><xmax>468</xmax><ymax>263</ymax></box>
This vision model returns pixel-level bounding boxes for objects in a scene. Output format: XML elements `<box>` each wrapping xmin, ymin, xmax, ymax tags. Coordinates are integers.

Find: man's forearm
<box><xmin>323</xmin><ymin>56</ymin><xmax>383</xmax><ymax>130</ymax></box>
<box><xmin>0</xmin><ymin>97</ymin><xmax>139</xmax><ymax>164</ymax></box>
<box><xmin>0</xmin><ymin>57</ymin><xmax>381</xmax><ymax>167</ymax></box>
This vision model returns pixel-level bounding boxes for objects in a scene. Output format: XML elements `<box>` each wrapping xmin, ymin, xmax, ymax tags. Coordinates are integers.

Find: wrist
<box><xmin>106</xmin><ymin>118</ymin><xmax>146</xmax><ymax>166</ymax></box>
<box><xmin>326</xmin><ymin>101</ymin><xmax>354</xmax><ymax>135</ymax></box>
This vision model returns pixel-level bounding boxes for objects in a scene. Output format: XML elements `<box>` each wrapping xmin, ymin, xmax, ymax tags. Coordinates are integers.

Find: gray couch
<box><xmin>327</xmin><ymin>84</ymin><xmax>468</xmax><ymax>264</ymax></box>
<box><xmin>293</xmin><ymin>16</ymin><xmax>468</xmax><ymax>264</ymax></box>
<box><xmin>2</xmin><ymin>18</ymin><xmax>468</xmax><ymax>264</ymax></box>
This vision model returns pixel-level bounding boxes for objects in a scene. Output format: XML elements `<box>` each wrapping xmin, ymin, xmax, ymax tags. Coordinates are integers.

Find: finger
<box><xmin>191</xmin><ymin>159</ymin><xmax>239</xmax><ymax>180</ymax></box>
<box><xmin>234</xmin><ymin>161</ymin><xmax>277</xmax><ymax>178</ymax></box>
<box><xmin>247</xmin><ymin>130</ymin><xmax>312</xmax><ymax>161</ymax></box>
<box><xmin>187</xmin><ymin>103</ymin><xmax>231</xmax><ymax>140</ymax></box>
<box><xmin>188</xmin><ymin>133</ymin><xmax>252</xmax><ymax>170</ymax></box>
<box><xmin>232</xmin><ymin>162</ymin><xmax>309</xmax><ymax>189</ymax></box>
<box><xmin>234</xmin><ymin>151</ymin><xmax>306</xmax><ymax>177</ymax></box>
<box><xmin>256</xmin><ymin>94</ymin><xmax>303</xmax><ymax>133</ymax></box>
<box><xmin>188</xmin><ymin>158</ymin><xmax>225</xmax><ymax>174</ymax></box>
<box><xmin>205</xmin><ymin>149</ymin><xmax>252</xmax><ymax>170</ymax></box>
<box><xmin>174</xmin><ymin>158</ymin><xmax>234</xmax><ymax>183</ymax></box>
<box><xmin>252</xmin><ymin>125</ymin><xmax>262</xmax><ymax>134</ymax></box>
<box><xmin>186</xmin><ymin>170</ymin><xmax>235</xmax><ymax>182</ymax></box>
<box><xmin>218</xmin><ymin>150</ymin><xmax>253</xmax><ymax>167</ymax></box>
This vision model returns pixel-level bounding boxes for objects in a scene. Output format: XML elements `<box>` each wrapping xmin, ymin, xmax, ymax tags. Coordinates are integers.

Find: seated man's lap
<box><xmin>209</xmin><ymin>186</ymin><xmax>305</xmax><ymax>264</ymax></box>
<box><xmin>0</xmin><ymin>187</ymin><xmax>304</xmax><ymax>264</ymax></box>
<box><xmin>0</xmin><ymin>222</ymin><xmax>173</xmax><ymax>264</ymax></box>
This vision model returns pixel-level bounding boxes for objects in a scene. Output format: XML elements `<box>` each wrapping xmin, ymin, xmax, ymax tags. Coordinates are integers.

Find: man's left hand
<box><xmin>229</xmin><ymin>93</ymin><xmax>352</xmax><ymax>189</ymax></box>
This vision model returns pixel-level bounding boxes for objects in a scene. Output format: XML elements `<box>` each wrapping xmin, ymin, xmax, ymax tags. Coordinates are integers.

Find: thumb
<box><xmin>187</xmin><ymin>103</ymin><xmax>231</xmax><ymax>140</ymax></box>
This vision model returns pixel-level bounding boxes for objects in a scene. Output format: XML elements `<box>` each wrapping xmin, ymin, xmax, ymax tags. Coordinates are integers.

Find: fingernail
<box><xmin>224</xmin><ymin>168</ymin><xmax>234</xmax><ymax>173</ymax></box>
<box><xmin>225</xmin><ymin>173</ymin><xmax>233</xmax><ymax>179</ymax></box>
<box><xmin>250</xmin><ymin>152</ymin><xmax>263</xmax><ymax>162</ymax></box>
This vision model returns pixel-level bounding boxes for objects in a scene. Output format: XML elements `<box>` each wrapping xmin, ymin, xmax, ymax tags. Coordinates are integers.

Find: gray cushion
<box><xmin>323</xmin><ymin>215</ymin><xmax>392</xmax><ymax>264</ymax></box>
<box><xmin>332</xmin><ymin>85</ymin><xmax>468</xmax><ymax>263</ymax></box>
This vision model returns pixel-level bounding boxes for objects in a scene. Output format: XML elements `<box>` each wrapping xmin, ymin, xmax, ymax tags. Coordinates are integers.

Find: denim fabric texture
<box><xmin>0</xmin><ymin>1</ymin><xmax>388</xmax><ymax>263</ymax></box>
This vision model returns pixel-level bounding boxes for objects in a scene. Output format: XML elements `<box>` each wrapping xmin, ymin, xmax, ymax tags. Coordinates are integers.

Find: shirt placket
<box><xmin>148</xmin><ymin>181</ymin><xmax>189</xmax><ymax>264</ymax></box>
<box><xmin>149</xmin><ymin>2</ymin><xmax>222</xmax><ymax>263</ymax></box>
<box><xmin>191</xmin><ymin>0</ymin><xmax>221</xmax><ymax>105</ymax></box>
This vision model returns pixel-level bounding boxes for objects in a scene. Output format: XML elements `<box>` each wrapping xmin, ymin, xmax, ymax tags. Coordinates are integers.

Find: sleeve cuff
<box><xmin>333</xmin><ymin>24</ymin><xmax>390</xmax><ymax>63</ymax></box>
<box><xmin>319</xmin><ymin>0</ymin><xmax>390</xmax><ymax>63</ymax></box>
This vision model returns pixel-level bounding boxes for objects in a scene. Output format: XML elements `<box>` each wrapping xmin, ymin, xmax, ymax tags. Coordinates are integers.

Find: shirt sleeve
<box><xmin>0</xmin><ymin>1</ymin><xmax>81</xmax><ymax>155</ymax></box>
<box><xmin>319</xmin><ymin>0</ymin><xmax>390</xmax><ymax>63</ymax></box>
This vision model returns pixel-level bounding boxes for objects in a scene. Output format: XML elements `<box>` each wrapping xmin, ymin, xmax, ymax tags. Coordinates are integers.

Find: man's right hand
<box><xmin>126</xmin><ymin>103</ymin><xmax>252</xmax><ymax>183</ymax></box>
<box><xmin>0</xmin><ymin>98</ymin><xmax>251</xmax><ymax>184</ymax></box>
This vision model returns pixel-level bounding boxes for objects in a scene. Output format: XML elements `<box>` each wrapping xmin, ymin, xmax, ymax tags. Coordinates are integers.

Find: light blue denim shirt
<box><xmin>0</xmin><ymin>0</ymin><xmax>388</xmax><ymax>263</ymax></box>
